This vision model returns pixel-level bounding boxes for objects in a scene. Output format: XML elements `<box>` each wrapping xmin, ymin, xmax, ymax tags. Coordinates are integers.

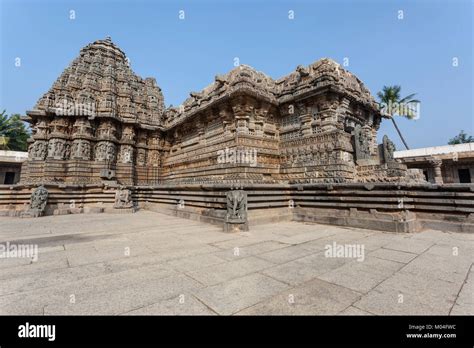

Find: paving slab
<box><xmin>368</xmin><ymin>248</ymin><xmax>418</xmax><ymax>264</ymax></box>
<box><xmin>353</xmin><ymin>272</ymin><xmax>462</xmax><ymax>315</ymax></box>
<box><xmin>124</xmin><ymin>293</ymin><xmax>217</xmax><ymax>315</ymax></box>
<box><xmin>187</xmin><ymin>256</ymin><xmax>274</xmax><ymax>286</ymax></box>
<box><xmin>213</xmin><ymin>241</ymin><xmax>291</xmax><ymax>261</ymax></box>
<box><xmin>237</xmin><ymin>278</ymin><xmax>361</xmax><ymax>315</ymax></box>
<box><xmin>256</xmin><ymin>244</ymin><xmax>314</xmax><ymax>264</ymax></box>
<box><xmin>44</xmin><ymin>274</ymin><xmax>203</xmax><ymax>315</ymax></box>
<box><xmin>0</xmin><ymin>211</ymin><xmax>472</xmax><ymax>316</ymax></box>
<box><xmin>193</xmin><ymin>273</ymin><xmax>289</xmax><ymax>315</ymax></box>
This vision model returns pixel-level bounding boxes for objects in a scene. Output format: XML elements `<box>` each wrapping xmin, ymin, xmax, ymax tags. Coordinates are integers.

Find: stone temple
<box><xmin>1</xmin><ymin>37</ymin><xmax>472</xmax><ymax>234</ymax></box>
<box><xmin>21</xmin><ymin>37</ymin><xmax>413</xmax><ymax>185</ymax></box>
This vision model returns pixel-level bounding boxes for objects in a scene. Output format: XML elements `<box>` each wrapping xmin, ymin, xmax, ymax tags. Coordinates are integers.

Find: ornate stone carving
<box><xmin>136</xmin><ymin>148</ymin><xmax>146</xmax><ymax>166</ymax></box>
<box><xmin>22</xmin><ymin>185</ymin><xmax>49</xmax><ymax>217</ymax></box>
<box><xmin>47</xmin><ymin>139</ymin><xmax>68</xmax><ymax>159</ymax></box>
<box><xmin>354</xmin><ymin>125</ymin><xmax>371</xmax><ymax>161</ymax></box>
<box><xmin>225</xmin><ymin>189</ymin><xmax>247</xmax><ymax>222</ymax></box>
<box><xmin>71</xmin><ymin>139</ymin><xmax>91</xmax><ymax>160</ymax></box>
<box><xmin>119</xmin><ymin>145</ymin><xmax>133</xmax><ymax>164</ymax></box>
<box><xmin>382</xmin><ymin>135</ymin><xmax>396</xmax><ymax>163</ymax></box>
<box><xmin>21</xmin><ymin>37</ymin><xmax>414</xmax><ymax>186</ymax></box>
<box><xmin>114</xmin><ymin>187</ymin><xmax>133</xmax><ymax>208</ymax></box>
<box><xmin>95</xmin><ymin>141</ymin><xmax>116</xmax><ymax>162</ymax></box>
<box><xmin>30</xmin><ymin>140</ymin><xmax>48</xmax><ymax>160</ymax></box>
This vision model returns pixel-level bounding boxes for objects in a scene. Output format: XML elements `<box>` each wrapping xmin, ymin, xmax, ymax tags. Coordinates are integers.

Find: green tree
<box><xmin>377</xmin><ymin>85</ymin><xmax>420</xmax><ymax>150</ymax></box>
<box><xmin>448</xmin><ymin>130</ymin><xmax>474</xmax><ymax>145</ymax></box>
<box><xmin>0</xmin><ymin>110</ymin><xmax>30</xmax><ymax>151</ymax></box>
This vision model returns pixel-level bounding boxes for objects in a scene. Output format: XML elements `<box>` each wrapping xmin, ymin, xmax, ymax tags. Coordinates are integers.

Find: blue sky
<box><xmin>1</xmin><ymin>0</ymin><xmax>472</xmax><ymax>149</ymax></box>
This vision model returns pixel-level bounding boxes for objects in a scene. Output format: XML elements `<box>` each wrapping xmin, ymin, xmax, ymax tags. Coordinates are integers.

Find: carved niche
<box><xmin>114</xmin><ymin>187</ymin><xmax>133</xmax><ymax>209</ymax></box>
<box><xmin>95</xmin><ymin>141</ymin><xmax>116</xmax><ymax>162</ymax></box>
<box><xmin>354</xmin><ymin>124</ymin><xmax>371</xmax><ymax>161</ymax></box>
<box><xmin>71</xmin><ymin>139</ymin><xmax>91</xmax><ymax>160</ymax></box>
<box><xmin>47</xmin><ymin>139</ymin><xmax>69</xmax><ymax>160</ymax></box>
<box><xmin>118</xmin><ymin>145</ymin><xmax>134</xmax><ymax>164</ymax></box>
<box><xmin>382</xmin><ymin>135</ymin><xmax>396</xmax><ymax>163</ymax></box>
<box><xmin>30</xmin><ymin>141</ymin><xmax>48</xmax><ymax>160</ymax></box>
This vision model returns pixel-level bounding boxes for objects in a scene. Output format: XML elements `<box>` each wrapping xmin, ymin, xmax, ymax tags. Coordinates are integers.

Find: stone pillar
<box><xmin>71</xmin><ymin>118</ymin><xmax>93</xmax><ymax>160</ymax></box>
<box><xmin>196</xmin><ymin>119</ymin><xmax>205</xmax><ymax>143</ymax></box>
<box><xmin>252</xmin><ymin>102</ymin><xmax>269</xmax><ymax>137</ymax></box>
<box><xmin>297</xmin><ymin>103</ymin><xmax>313</xmax><ymax>137</ymax></box>
<box><xmin>232</xmin><ymin>98</ymin><xmax>251</xmax><ymax>135</ymax></box>
<box><xmin>429</xmin><ymin>158</ymin><xmax>443</xmax><ymax>184</ymax></box>
<box><xmin>318</xmin><ymin>95</ymin><xmax>339</xmax><ymax>132</ymax></box>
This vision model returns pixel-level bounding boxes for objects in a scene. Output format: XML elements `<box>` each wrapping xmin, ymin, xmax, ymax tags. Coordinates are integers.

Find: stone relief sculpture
<box><xmin>224</xmin><ymin>189</ymin><xmax>248</xmax><ymax>232</ymax></box>
<box><xmin>226</xmin><ymin>190</ymin><xmax>247</xmax><ymax>220</ymax></box>
<box><xmin>30</xmin><ymin>141</ymin><xmax>47</xmax><ymax>160</ymax></box>
<box><xmin>21</xmin><ymin>185</ymin><xmax>49</xmax><ymax>218</ymax></box>
<box><xmin>382</xmin><ymin>135</ymin><xmax>396</xmax><ymax>163</ymax></box>
<box><xmin>71</xmin><ymin>140</ymin><xmax>91</xmax><ymax>160</ymax></box>
<box><xmin>95</xmin><ymin>142</ymin><xmax>116</xmax><ymax>162</ymax></box>
<box><xmin>354</xmin><ymin>125</ymin><xmax>371</xmax><ymax>161</ymax></box>
<box><xmin>114</xmin><ymin>187</ymin><xmax>133</xmax><ymax>209</ymax></box>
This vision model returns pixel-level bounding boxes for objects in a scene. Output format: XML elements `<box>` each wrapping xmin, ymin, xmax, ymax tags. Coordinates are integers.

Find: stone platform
<box><xmin>0</xmin><ymin>211</ymin><xmax>472</xmax><ymax>315</ymax></box>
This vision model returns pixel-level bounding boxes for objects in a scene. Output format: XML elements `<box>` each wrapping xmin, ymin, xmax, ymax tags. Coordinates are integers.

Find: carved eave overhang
<box><xmin>26</xmin><ymin>109</ymin><xmax>49</xmax><ymax>118</ymax></box>
<box><xmin>164</xmin><ymin>86</ymin><xmax>278</xmax><ymax>131</ymax></box>
<box><xmin>276</xmin><ymin>58</ymin><xmax>381</xmax><ymax>117</ymax></box>
<box><xmin>163</xmin><ymin>64</ymin><xmax>279</xmax><ymax>130</ymax></box>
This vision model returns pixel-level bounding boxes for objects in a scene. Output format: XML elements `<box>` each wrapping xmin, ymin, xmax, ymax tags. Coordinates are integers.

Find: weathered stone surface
<box><xmin>0</xmin><ymin>213</ymin><xmax>472</xmax><ymax>316</ymax></box>
<box><xmin>368</xmin><ymin>248</ymin><xmax>418</xmax><ymax>264</ymax></box>
<box><xmin>124</xmin><ymin>293</ymin><xmax>217</xmax><ymax>315</ymax></box>
<box><xmin>193</xmin><ymin>273</ymin><xmax>289</xmax><ymax>315</ymax></box>
<box><xmin>21</xmin><ymin>185</ymin><xmax>48</xmax><ymax>217</ymax></box>
<box><xmin>21</xmin><ymin>37</ymin><xmax>421</xmax><ymax>187</ymax></box>
<box><xmin>353</xmin><ymin>272</ymin><xmax>462</xmax><ymax>315</ymax></box>
<box><xmin>187</xmin><ymin>256</ymin><xmax>274</xmax><ymax>286</ymax></box>
<box><xmin>237</xmin><ymin>278</ymin><xmax>361</xmax><ymax>315</ymax></box>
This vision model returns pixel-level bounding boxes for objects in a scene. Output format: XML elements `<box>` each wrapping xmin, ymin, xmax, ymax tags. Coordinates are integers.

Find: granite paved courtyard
<box><xmin>0</xmin><ymin>211</ymin><xmax>472</xmax><ymax>315</ymax></box>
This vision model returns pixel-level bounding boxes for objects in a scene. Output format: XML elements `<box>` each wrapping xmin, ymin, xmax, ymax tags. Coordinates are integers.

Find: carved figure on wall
<box><xmin>30</xmin><ymin>141</ymin><xmax>47</xmax><ymax>160</ymax></box>
<box><xmin>23</xmin><ymin>185</ymin><xmax>49</xmax><ymax>217</ymax></box>
<box><xmin>114</xmin><ymin>187</ymin><xmax>133</xmax><ymax>208</ymax></box>
<box><xmin>354</xmin><ymin>125</ymin><xmax>371</xmax><ymax>161</ymax></box>
<box><xmin>136</xmin><ymin>149</ymin><xmax>146</xmax><ymax>165</ymax></box>
<box><xmin>94</xmin><ymin>142</ymin><xmax>116</xmax><ymax>162</ymax></box>
<box><xmin>382</xmin><ymin>135</ymin><xmax>396</xmax><ymax>163</ymax></box>
<box><xmin>71</xmin><ymin>140</ymin><xmax>91</xmax><ymax>160</ymax></box>
<box><xmin>225</xmin><ymin>189</ymin><xmax>247</xmax><ymax>222</ymax></box>
<box><xmin>119</xmin><ymin>146</ymin><xmax>133</xmax><ymax>163</ymax></box>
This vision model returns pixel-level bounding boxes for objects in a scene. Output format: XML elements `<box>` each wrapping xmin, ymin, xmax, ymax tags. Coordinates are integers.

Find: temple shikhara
<box><xmin>21</xmin><ymin>37</ymin><xmax>415</xmax><ymax>186</ymax></box>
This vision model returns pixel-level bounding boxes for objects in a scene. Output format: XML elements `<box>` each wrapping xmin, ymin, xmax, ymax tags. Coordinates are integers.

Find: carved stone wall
<box><xmin>21</xmin><ymin>38</ymin><xmax>414</xmax><ymax>186</ymax></box>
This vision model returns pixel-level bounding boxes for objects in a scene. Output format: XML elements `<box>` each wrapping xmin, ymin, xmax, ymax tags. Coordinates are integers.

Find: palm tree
<box><xmin>377</xmin><ymin>85</ymin><xmax>420</xmax><ymax>150</ymax></box>
<box><xmin>448</xmin><ymin>130</ymin><xmax>474</xmax><ymax>145</ymax></box>
<box><xmin>0</xmin><ymin>110</ymin><xmax>30</xmax><ymax>151</ymax></box>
